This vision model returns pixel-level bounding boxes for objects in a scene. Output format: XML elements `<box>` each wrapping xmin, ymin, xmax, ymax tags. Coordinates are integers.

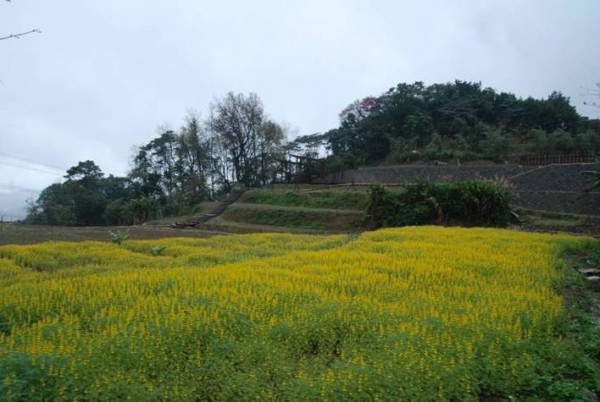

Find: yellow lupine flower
<box><xmin>0</xmin><ymin>227</ymin><xmax>593</xmax><ymax>400</ymax></box>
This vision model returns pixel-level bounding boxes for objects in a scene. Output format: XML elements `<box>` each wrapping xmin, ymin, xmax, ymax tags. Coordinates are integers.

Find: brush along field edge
<box><xmin>0</xmin><ymin>227</ymin><xmax>596</xmax><ymax>400</ymax></box>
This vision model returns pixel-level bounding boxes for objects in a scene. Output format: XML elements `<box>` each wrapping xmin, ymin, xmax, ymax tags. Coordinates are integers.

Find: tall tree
<box><xmin>257</xmin><ymin>119</ymin><xmax>286</xmax><ymax>185</ymax></box>
<box><xmin>176</xmin><ymin>112</ymin><xmax>211</xmax><ymax>203</ymax></box>
<box><xmin>63</xmin><ymin>160</ymin><xmax>106</xmax><ymax>225</ymax></box>
<box><xmin>64</xmin><ymin>160</ymin><xmax>104</xmax><ymax>185</ymax></box>
<box><xmin>130</xmin><ymin>131</ymin><xmax>179</xmax><ymax>202</ymax></box>
<box><xmin>208</xmin><ymin>92</ymin><xmax>265</xmax><ymax>186</ymax></box>
<box><xmin>130</xmin><ymin>119</ymin><xmax>215</xmax><ymax>212</ymax></box>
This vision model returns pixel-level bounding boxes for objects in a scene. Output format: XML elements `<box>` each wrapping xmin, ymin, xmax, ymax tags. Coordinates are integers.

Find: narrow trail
<box><xmin>172</xmin><ymin>189</ymin><xmax>247</xmax><ymax>229</ymax></box>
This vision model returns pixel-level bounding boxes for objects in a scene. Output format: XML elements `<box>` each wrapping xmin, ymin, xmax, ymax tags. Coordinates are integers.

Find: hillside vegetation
<box><xmin>24</xmin><ymin>81</ymin><xmax>600</xmax><ymax>227</ymax></box>
<box><xmin>312</xmin><ymin>81</ymin><xmax>600</xmax><ymax>168</ymax></box>
<box><xmin>1</xmin><ymin>227</ymin><xmax>599</xmax><ymax>400</ymax></box>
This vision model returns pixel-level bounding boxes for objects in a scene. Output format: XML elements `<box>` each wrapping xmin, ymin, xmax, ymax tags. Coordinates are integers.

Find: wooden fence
<box><xmin>519</xmin><ymin>153</ymin><xmax>597</xmax><ymax>166</ymax></box>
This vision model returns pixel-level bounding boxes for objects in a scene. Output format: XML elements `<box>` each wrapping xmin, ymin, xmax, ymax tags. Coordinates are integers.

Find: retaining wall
<box><xmin>314</xmin><ymin>164</ymin><xmax>600</xmax><ymax>216</ymax></box>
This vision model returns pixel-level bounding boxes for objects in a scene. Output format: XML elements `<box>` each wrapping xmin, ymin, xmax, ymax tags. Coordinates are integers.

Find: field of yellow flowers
<box><xmin>0</xmin><ymin>226</ymin><xmax>596</xmax><ymax>400</ymax></box>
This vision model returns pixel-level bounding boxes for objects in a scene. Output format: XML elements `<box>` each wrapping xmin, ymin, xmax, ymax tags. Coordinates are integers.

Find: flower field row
<box><xmin>0</xmin><ymin>227</ymin><xmax>594</xmax><ymax>400</ymax></box>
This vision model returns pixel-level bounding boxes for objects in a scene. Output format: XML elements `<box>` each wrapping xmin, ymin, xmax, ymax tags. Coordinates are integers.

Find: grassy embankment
<box><xmin>218</xmin><ymin>188</ymin><xmax>370</xmax><ymax>232</ymax></box>
<box><xmin>224</xmin><ymin>186</ymin><xmax>600</xmax><ymax>236</ymax></box>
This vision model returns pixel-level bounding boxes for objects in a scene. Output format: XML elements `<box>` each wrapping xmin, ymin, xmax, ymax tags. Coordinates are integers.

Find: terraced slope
<box><xmin>189</xmin><ymin>187</ymin><xmax>370</xmax><ymax>234</ymax></box>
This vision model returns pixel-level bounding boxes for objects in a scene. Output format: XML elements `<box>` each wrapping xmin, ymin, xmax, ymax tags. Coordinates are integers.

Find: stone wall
<box><xmin>314</xmin><ymin>165</ymin><xmax>528</xmax><ymax>184</ymax></box>
<box><xmin>314</xmin><ymin>164</ymin><xmax>600</xmax><ymax>216</ymax></box>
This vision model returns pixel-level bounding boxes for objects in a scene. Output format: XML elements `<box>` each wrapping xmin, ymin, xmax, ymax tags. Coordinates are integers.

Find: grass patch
<box><xmin>542</xmin><ymin>240</ymin><xmax>600</xmax><ymax>401</ymax></box>
<box><xmin>519</xmin><ymin>209</ymin><xmax>586</xmax><ymax>227</ymax></box>
<box><xmin>222</xmin><ymin>205</ymin><xmax>364</xmax><ymax>231</ymax></box>
<box><xmin>515</xmin><ymin>208</ymin><xmax>600</xmax><ymax>236</ymax></box>
<box><xmin>241</xmin><ymin>189</ymin><xmax>370</xmax><ymax>210</ymax></box>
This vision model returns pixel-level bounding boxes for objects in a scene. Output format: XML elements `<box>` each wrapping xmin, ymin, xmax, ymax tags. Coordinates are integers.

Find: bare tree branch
<box><xmin>0</xmin><ymin>29</ymin><xmax>41</xmax><ymax>41</ymax></box>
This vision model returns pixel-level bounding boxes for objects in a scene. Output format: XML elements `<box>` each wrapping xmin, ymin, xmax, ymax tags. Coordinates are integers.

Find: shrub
<box><xmin>549</xmin><ymin>129</ymin><xmax>576</xmax><ymax>152</ymax></box>
<box><xmin>477</xmin><ymin>129</ymin><xmax>511</xmax><ymax>161</ymax></box>
<box><xmin>422</xmin><ymin>133</ymin><xmax>455</xmax><ymax>161</ymax></box>
<box><xmin>366</xmin><ymin>180</ymin><xmax>513</xmax><ymax>229</ymax></box>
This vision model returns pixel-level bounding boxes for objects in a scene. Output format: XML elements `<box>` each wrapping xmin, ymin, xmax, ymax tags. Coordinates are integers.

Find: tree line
<box><xmin>310</xmin><ymin>80</ymin><xmax>600</xmax><ymax>167</ymax></box>
<box><xmin>27</xmin><ymin>92</ymin><xmax>288</xmax><ymax>225</ymax></box>
<box><xmin>26</xmin><ymin>82</ymin><xmax>600</xmax><ymax>226</ymax></box>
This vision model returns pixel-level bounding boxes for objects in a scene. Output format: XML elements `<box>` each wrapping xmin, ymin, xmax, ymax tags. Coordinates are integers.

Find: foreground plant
<box><xmin>107</xmin><ymin>229</ymin><xmax>129</xmax><ymax>246</ymax></box>
<box><xmin>150</xmin><ymin>245</ymin><xmax>167</xmax><ymax>255</ymax></box>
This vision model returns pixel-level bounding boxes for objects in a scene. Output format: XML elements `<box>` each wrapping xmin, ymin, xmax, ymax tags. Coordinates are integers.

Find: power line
<box><xmin>0</xmin><ymin>151</ymin><xmax>66</xmax><ymax>172</ymax></box>
<box><xmin>0</xmin><ymin>184</ymin><xmax>40</xmax><ymax>193</ymax></box>
<box><xmin>0</xmin><ymin>160</ymin><xmax>64</xmax><ymax>176</ymax></box>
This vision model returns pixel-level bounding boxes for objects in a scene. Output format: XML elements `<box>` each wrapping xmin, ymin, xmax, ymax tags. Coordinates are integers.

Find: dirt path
<box><xmin>0</xmin><ymin>224</ymin><xmax>225</xmax><ymax>245</ymax></box>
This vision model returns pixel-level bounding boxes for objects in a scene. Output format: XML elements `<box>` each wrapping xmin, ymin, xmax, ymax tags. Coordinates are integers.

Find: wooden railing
<box><xmin>519</xmin><ymin>153</ymin><xmax>597</xmax><ymax>166</ymax></box>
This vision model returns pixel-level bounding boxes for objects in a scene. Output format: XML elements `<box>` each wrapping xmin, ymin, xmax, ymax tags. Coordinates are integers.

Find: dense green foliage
<box><xmin>366</xmin><ymin>180</ymin><xmax>513</xmax><ymax>228</ymax></box>
<box><xmin>314</xmin><ymin>81</ymin><xmax>600</xmax><ymax>167</ymax></box>
<box><xmin>25</xmin><ymin>161</ymin><xmax>155</xmax><ymax>226</ymax></box>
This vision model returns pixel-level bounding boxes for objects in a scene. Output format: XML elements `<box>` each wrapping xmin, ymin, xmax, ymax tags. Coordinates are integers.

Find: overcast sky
<box><xmin>1</xmin><ymin>0</ymin><xmax>600</xmax><ymax>217</ymax></box>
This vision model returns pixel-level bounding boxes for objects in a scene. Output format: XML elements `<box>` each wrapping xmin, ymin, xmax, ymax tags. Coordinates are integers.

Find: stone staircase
<box><xmin>172</xmin><ymin>189</ymin><xmax>246</xmax><ymax>229</ymax></box>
